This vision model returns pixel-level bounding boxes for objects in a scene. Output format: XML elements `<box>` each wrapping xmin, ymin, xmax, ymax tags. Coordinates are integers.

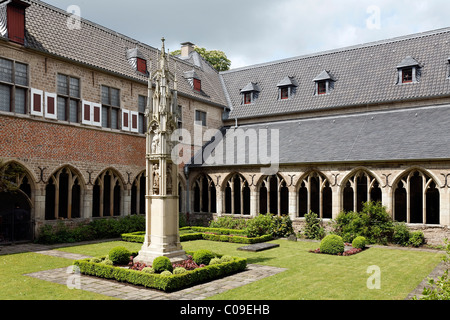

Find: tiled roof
<box><xmin>18</xmin><ymin>0</ymin><xmax>227</xmax><ymax>107</ymax></box>
<box><xmin>191</xmin><ymin>104</ymin><xmax>450</xmax><ymax>167</ymax></box>
<box><xmin>220</xmin><ymin>27</ymin><xmax>450</xmax><ymax>119</ymax></box>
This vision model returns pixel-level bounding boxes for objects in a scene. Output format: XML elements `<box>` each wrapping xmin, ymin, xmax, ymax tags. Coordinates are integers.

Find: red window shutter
<box><xmin>137</xmin><ymin>58</ymin><xmax>147</xmax><ymax>73</ymax></box>
<box><xmin>93</xmin><ymin>105</ymin><xmax>100</xmax><ymax>123</ymax></box>
<box><xmin>7</xmin><ymin>5</ymin><xmax>25</xmax><ymax>45</ymax></box>
<box><xmin>123</xmin><ymin>111</ymin><xmax>129</xmax><ymax>127</ymax></box>
<box><xmin>193</xmin><ymin>78</ymin><xmax>201</xmax><ymax>92</ymax></box>
<box><xmin>47</xmin><ymin>96</ymin><xmax>54</xmax><ymax>114</ymax></box>
<box><xmin>84</xmin><ymin>103</ymin><xmax>91</xmax><ymax>122</ymax></box>
<box><xmin>132</xmin><ymin>114</ymin><xmax>137</xmax><ymax>129</ymax></box>
<box><xmin>33</xmin><ymin>93</ymin><xmax>41</xmax><ymax>112</ymax></box>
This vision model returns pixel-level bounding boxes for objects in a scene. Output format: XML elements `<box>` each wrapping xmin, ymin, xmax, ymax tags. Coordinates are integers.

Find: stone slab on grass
<box><xmin>237</xmin><ymin>243</ymin><xmax>280</xmax><ymax>252</ymax></box>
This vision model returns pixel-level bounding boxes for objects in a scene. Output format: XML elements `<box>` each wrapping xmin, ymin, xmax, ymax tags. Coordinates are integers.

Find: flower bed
<box><xmin>73</xmin><ymin>250</ymin><xmax>247</xmax><ymax>292</ymax></box>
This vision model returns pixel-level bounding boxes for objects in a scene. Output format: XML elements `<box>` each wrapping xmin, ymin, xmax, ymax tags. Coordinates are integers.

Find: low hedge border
<box><xmin>180</xmin><ymin>227</ymin><xmax>247</xmax><ymax>236</ymax></box>
<box><xmin>121</xmin><ymin>230</ymin><xmax>272</xmax><ymax>244</ymax></box>
<box><xmin>73</xmin><ymin>254</ymin><xmax>247</xmax><ymax>292</ymax></box>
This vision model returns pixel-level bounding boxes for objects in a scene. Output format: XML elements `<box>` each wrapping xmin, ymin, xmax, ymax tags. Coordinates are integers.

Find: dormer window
<box><xmin>397</xmin><ymin>56</ymin><xmax>420</xmax><ymax>84</ymax></box>
<box><xmin>184</xmin><ymin>70</ymin><xmax>203</xmax><ymax>93</ymax></box>
<box><xmin>313</xmin><ymin>70</ymin><xmax>335</xmax><ymax>96</ymax></box>
<box><xmin>0</xmin><ymin>0</ymin><xmax>30</xmax><ymax>45</ymax></box>
<box><xmin>126</xmin><ymin>48</ymin><xmax>148</xmax><ymax>75</ymax></box>
<box><xmin>240</xmin><ymin>82</ymin><xmax>260</xmax><ymax>105</ymax></box>
<box><xmin>277</xmin><ymin>76</ymin><xmax>297</xmax><ymax>100</ymax></box>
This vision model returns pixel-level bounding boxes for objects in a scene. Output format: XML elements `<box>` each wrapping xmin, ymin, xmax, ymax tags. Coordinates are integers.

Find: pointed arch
<box><xmin>296</xmin><ymin>171</ymin><xmax>332</xmax><ymax>218</ymax></box>
<box><xmin>223</xmin><ymin>173</ymin><xmax>250</xmax><ymax>215</ymax></box>
<box><xmin>340</xmin><ymin>168</ymin><xmax>383</xmax><ymax>213</ymax></box>
<box><xmin>258</xmin><ymin>173</ymin><xmax>288</xmax><ymax>216</ymax></box>
<box><xmin>92</xmin><ymin>168</ymin><xmax>124</xmax><ymax>217</ymax></box>
<box><xmin>131</xmin><ymin>170</ymin><xmax>146</xmax><ymax>215</ymax></box>
<box><xmin>45</xmin><ymin>165</ymin><xmax>84</xmax><ymax>220</ymax></box>
<box><xmin>192</xmin><ymin>173</ymin><xmax>216</xmax><ymax>213</ymax></box>
<box><xmin>393</xmin><ymin>168</ymin><xmax>440</xmax><ymax>225</ymax></box>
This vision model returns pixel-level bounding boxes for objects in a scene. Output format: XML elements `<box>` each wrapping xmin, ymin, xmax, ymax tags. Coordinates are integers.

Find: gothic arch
<box><xmin>296</xmin><ymin>171</ymin><xmax>332</xmax><ymax>219</ymax></box>
<box><xmin>45</xmin><ymin>165</ymin><xmax>84</xmax><ymax>220</ymax></box>
<box><xmin>92</xmin><ymin>168</ymin><xmax>124</xmax><ymax>217</ymax></box>
<box><xmin>258</xmin><ymin>173</ymin><xmax>289</xmax><ymax>216</ymax></box>
<box><xmin>340</xmin><ymin>168</ymin><xmax>383</xmax><ymax>213</ymax></box>
<box><xmin>131</xmin><ymin>170</ymin><xmax>146</xmax><ymax>215</ymax></box>
<box><xmin>223</xmin><ymin>173</ymin><xmax>250</xmax><ymax>215</ymax></box>
<box><xmin>393</xmin><ymin>168</ymin><xmax>440</xmax><ymax>225</ymax></box>
<box><xmin>192</xmin><ymin>173</ymin><xmax>216</xmax><ymax>213</ymax></box>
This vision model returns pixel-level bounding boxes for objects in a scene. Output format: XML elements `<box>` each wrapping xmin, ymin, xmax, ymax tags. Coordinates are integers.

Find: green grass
<box><xmin>0</xmin><ymin>239</ymin><xmax>444</xmax><ymax>300</ymax></box>
<box><xmin>0</xmin><ymin>252</ymin><xmax>116</xmax><ymax>300</ymax></box>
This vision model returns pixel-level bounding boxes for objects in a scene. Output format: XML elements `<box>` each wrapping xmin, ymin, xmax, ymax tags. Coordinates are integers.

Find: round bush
<box><xmin>409</xmin><ymin>231</ymin><xmax>425</xmax><ymax>247</ymax></box>
<box><xmin>320</xmin><ymin>235</ymin><xmax>345</xmax><ymax>255</ymax></box>
<box><xmin>209</xmin><ymin>257</ymin><xmax>222</xmax><ymax>265</ymax></box>
<box><xmin>352</xmin><ymin>236</ymin><xmax>366</xmax><ymax>249</ymax></box>
<box><xmin>220</xmin><ymin>255</ymin><xmax>233</xmax><ymax>263</ymax></box>
<box><xmin>108</xmin><ymin>247</ymin><xmax>131</xmax><ymax>265</ymax></box>
<box><xmin>142</xmin><ymin>267</ymin><xmax>155</xmax><ymax>274</ymax></box>
<box><xmin>160</xmin><ymin>270</ymin><xmax>172</xmax><ymax>276</ymax></box>
<box><xmin>101</xmin><ymin>258</ymin><xmax>113</xmax><ymax>266</ymax></box>
<box><xmin>173</xmin><ymin>267</ymin><xmax>187</xmax><ymax>275</ymax></box>
<box><xmin>152</xmin><ymin>256</ymin><xmax>173</xmax><ymax>273</ymax></box>
<box><xmin>193</xmin><ymin>249</ymin><xmax>215</xmax><ymax>265</ymax></box>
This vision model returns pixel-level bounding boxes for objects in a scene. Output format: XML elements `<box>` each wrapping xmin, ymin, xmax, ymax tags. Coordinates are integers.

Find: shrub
<box><xmin>209</xmin><ymin>258</ymin><xmax>222</xmax><ymax>265</ymax></box>
<box><xmin>271</xmin><ymin>215</ymin><xmax>294</xmax><ymax>238</ymax></box>
<box><xmin>303</xmin><ymin>211</ymin><xmax>326</xmax><ymax>240</ymax></box>
<box><xmin>193</xmin><ymin>250</ymin><xmax>215</xmax><ymax>266</ymax></box>
<box><xmin>152</xmin><ymin>256</ymin><xmax>173</xmax><ymax>273</ymax></box>
<box><xmin>142</xmin><ymin>267</ymin><xmax>155</xmax><ymax>274</ymax></box>
<box><xmin>409</xmin><ymin>231</ymin><xmax>425</xmax><ymax>247</ymax></box>
<box><xmin>160</xmin><ymin>270</ymin><xmax>172</xmax><ymax>276</ymax></box>
<box><xmin>392</xmin><ymin>222</ymin><xmax>411</xmax><ymax>246</ymax></box>
<box><xmin>352</xmin><ymin>236</ymin><xmax>366</xmax><ymax>249</ymax></box>
<box><xmin>209</xmin><ymin>217</ymin><xmax>248</xmax><ymax>230</ymax></box>
<box><xmin>320</xmin><ymin>235</ymin><xmax>345</xmax><ymax>255</ymax></box>
<box><xmin>173</xmin><ymin>267</ymin><xmax>187</xmax><ymax>275</ymax></box>
<box><xmin>220</xmin><ymin>255</ymin><xmax>233</xmax><ymax>263</ymax></box>
<box><xmin>108</xmin><ymin>247</ymin><xmax>131</xmax><ymax>265</ymax></box>
<box><xmin>101</xmin><ymin>258</ymin><xmax>113</xmax><ymax>266</ymax></box>
<box><xmin>245</xmin><ymin>214</ymin><xmax>274</xmax><ymax>237</ymax></box>
<box><xmin>331</xmin><ymin>202</ymin><xmax>394</xmax><ymax>245</ymax></box>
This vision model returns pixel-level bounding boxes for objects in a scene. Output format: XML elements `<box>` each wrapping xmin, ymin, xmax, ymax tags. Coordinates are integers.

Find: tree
<box><xmin>0</xmin><ymin>160</ymin><xmax>25</xmax><ymax>193</ymax></box>
<box><xmin>171</xmin><ymin>46</ymin><xmax>231</xmax><ymax>72</ymax></box>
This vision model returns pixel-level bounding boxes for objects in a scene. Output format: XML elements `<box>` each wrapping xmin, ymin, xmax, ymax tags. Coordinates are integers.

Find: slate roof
<box><xmin>14</xmin><ymin>0</ymin><xmax>227</xmax><ymax>107</ymax></box>
<box><xmin>220</xmin><ymin>27</ymin><xmax>450</xmax><ymax>120</ymax></box>
<box><xmin>191</xmin><ymin>104</ymin><xmax>450</xmax><ymax>167</ymax></box>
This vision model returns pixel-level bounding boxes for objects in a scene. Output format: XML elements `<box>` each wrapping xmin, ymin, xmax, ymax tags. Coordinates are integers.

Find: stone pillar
<box><xmin>83</xmin><ymin>184</ymin><xmax>93</xmax><ymax>219</ymax></box>
<box><xmin>441</xmin><ymin>187</ymin><xmax>450</xmax><ymax>226</ymax></box>
<box><xmin>288</xmin><ymin>186</ymin><xmax>297</xmax><ymax>220</ymax></box>
<box><xmin>216</xmin><ymin>187</ymin><xmax>223</xmax><ymax>216</ymax></box>
<box><xmin>250</xmin><ymin>185</ymin><xmax>258</xmax><ymax>217</ymax></box>
<box><xmin>331</xmin><ymin>185</ymin><xmax>341</xmax><ymax>219</ymax></box>
<box><xmin>382</xmin><ymin>186</ymin><xmax>393</xmax><ymax>218</ymax></box>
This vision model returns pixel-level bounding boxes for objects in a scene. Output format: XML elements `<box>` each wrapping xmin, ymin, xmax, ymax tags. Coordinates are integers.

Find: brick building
<box><xmin>0</xmin><ymin>0</ymin><xmax>449</xmax><ymax>245</ymax></box>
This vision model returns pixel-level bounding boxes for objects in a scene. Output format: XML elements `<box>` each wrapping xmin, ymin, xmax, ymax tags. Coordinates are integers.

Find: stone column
<box><xmin>331</xmin><ymin>185</ymin><xmax>341</xmax><ymax>219</ymax></box>
<box><xmin>250</xmin><ymin>185</ymin><xmax>258</xmax><ymax>217</ymax></box>
<box><xmin>288</xmin><ymin>186</ymin><xmax>297</xmax><ymax>220</ymax></box>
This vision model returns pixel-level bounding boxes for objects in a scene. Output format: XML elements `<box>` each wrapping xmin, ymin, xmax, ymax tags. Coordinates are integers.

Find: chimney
<box><xmin>180</xmin><ymin>42</ymin><xmax>195</xmax><ymax>57</ymax></box>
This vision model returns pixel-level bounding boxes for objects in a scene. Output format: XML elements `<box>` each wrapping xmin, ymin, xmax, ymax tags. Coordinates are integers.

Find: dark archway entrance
<box><xmin>0</xmin><ymin>191</ymin><xmax>32</xmax><ymax>243</ymax></box>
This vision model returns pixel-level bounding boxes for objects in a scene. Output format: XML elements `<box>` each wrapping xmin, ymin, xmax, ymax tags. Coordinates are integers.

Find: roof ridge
<box><xmin>221</xmin><ymin>26</ymin><xmax>450</xmax><ymax>74</ymax></box>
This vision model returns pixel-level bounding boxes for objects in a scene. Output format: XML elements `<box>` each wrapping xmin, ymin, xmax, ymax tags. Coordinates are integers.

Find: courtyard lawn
<box><xmin>55</xmin><ymin>239</ymin><xmax>444</xmax><ymax>300</ymax></box>
<box><xmin>0</xmin><ymin>252</ymin><xmax>116</xmax><ymax>300</ymax></box>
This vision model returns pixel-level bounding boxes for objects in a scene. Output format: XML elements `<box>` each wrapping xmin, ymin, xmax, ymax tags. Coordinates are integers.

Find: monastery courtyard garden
<box><xmin>0</xmin><ymin>204</ymin><xmax>448</xmax><ymax>301</ymax></box>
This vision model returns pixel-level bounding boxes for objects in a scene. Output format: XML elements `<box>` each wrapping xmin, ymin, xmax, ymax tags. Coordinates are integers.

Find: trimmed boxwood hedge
<box><xmin>121</xmin><ymin>229</ymin><xmax>272</xmax><ymax>244</ymax></box>
<box><xmin>73</xmin><ymin>254</ymin><xmax>247</xmax><ymax>292</ymax></box>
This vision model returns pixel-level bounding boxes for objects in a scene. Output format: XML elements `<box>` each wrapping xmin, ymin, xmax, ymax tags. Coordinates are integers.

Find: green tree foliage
<box><xmin>0</xmin><ymin>160</ymin><xmax>25</xmax><ymax>193</ymax></box>
<box><xmin>171</xmin><ymin>46</ymin><xmax>231</xmax><ymax>72</ymax></box>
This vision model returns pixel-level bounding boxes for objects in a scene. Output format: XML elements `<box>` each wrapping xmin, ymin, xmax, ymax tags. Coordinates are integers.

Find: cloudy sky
<box><xmin>44</xmin><ymin>0</ymin><xmax>450</xmax><ymax>69</ymax></box>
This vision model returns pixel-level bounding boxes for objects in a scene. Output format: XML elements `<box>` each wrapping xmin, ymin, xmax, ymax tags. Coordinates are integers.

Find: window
<box><xmin>244</xmin><ymin>92</ymin><xmax>252</xmax><ymax>105</ymax></box>
<box><xmin>195</xmin><ymin>110</ymin><xmax>207</xmax><ymax>126</ymax></box>
<box><xmin>317</xmin><ymin>81</ymin><xmax>327</xmax><ymax>95</ymax></box>
<box><xmin>0</xmin><ymin>58</ymin><xmax>28</xmax><ymax>114</ymax></box>
<box><xmin>138</xmin><ymin>95</ymin><xmax>147</xmax><ymax>134</ymax></box>
<box><xmin>6</xmin><ymin>2</ymin><xmax>29</xmax><ymax>45</ymax></box>
<box><xmin>402</xmin><ymin>68</ymin><xmax>413</xmax><ymax>83</ymax></box>
<box><xmin>176</xmin><ymin>105</ymin><xmax>183</xmax><ymax>129</ymax></box>
<box><xmin>280</xmin><ymin>87</ymin><xmax>289</xmax><ymax>100</ymax></box>
<box><xmin>137</xmin><ymin>58</ymin><xmax>147</xmax><ymax>74</ymax></box>
<box><xmin>193</xmin><ymin>78</ymin><xmax>201</xmax><ymax>92</ymax></box>
<box><xmin>101</xmin><ymin>85</ymin><xmax>120</xmax><ymax>129</ymax></box>
<box><xmin>57</xmin><ymin>74</ymin><xmax>80</xmax><ymax>122</ymax></box>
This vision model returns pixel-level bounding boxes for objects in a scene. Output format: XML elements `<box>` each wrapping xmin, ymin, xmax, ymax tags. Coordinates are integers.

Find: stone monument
<box><xmin>134</xmin><ymin>38</ymin><xmax>187</xmax><ymax>264</ymax></box>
